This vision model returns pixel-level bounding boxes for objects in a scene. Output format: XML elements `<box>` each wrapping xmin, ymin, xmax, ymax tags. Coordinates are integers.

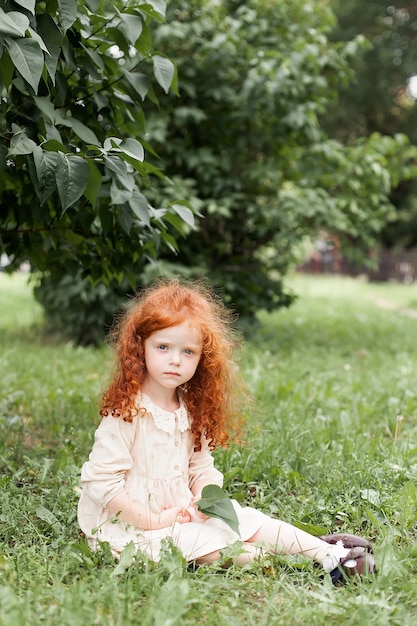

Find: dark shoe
<box><xmin>320</xmin><ymin>533</ymin><xmax>376</xmax><ymax>584</ymax></box>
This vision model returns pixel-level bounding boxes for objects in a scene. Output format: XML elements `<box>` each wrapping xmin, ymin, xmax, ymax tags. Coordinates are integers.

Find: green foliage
<box><xmin>3</xmin><ymin>274</ymin><xmax>417</xmax><ymax>623</ymax></box>
<box><xmin>327</xmin><ymin>1</ymin><xmax>417</xmax><ymax>141</ymax></box>
<box><xmin>0</xmin><ymin>0</ymin><xmax>196</xmax><ymax>283</ymax></box>
<box><xmin>141</xmin><ymin>0</ymin><xmax>417</xmax><ymax>318</ymax></box>
<box><xmin>33</xmin><ymin>270</ymin><xmax>130</xmax><ymax>346</ymax></box>
<box><xmin>325</xmin><ymin>1</ymin><xmax>417</xmax><ymax>247</ymax></box>
<box><xmin>2</xmin><ymin>0</ymin><xmax>417</xmax><ymax>343</ymax></box>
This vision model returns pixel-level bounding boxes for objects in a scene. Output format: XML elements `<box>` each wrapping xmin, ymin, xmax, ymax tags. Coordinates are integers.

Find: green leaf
<box><xmin>57</xmin><ymin>0</ymin><xmax>78</xmax><ymax>32</ymax></box>
<box><xmin>119</xmin><ymin>13</ymin><xmax>143</xmax><ymax>46</ymax></box>
<box><xmin>152</xmin><ymin>579</ymin><xmax>190</xmax><ymax>626</ymax></box>
<box><xmin>67</xmin><ymin>118</ymin><xmax>99</xmax><ymax>145</ymax></box>
<box><xmin>83</xmin><ymin>160</ymin><xmax>102</xmax><ymax>208</ymax></box>
<box><xmin>119</xmin><ymin>138</ymin><xmax>144</xmax><ymax>162</ymax></box>
<box><xmin>129</xmin><ymin>190</ymin><xmax>150</xmax><ymax>226</ymax></box>
<box><xmin>42</xmin><ymin>138</ymin><xmax>69</xmax><ymax>152</ymax></box>
<box><xmin>122</xmin><ymin>70</ymin><xmax>149</xmax><ymax>100</ymax></box>
<box><xmin>7</xmin><ymin>129</ymin><xmax>37</xmax><ymax>156</ymax></box>
<box><xmin>196</xmin><ymin>485</ymin><xmax>240</xmax><ymax>536</ymax></box>
<box><xmin>110</xmin><ymin>181</ymin><xmax>132</xmax><ymax>205</ymax></box>
<box><xmin>37</xmin><ymin>14</ymin><xmax>64</xmax><ymax>85</ymax></box>
<box><xmin>139</xmin><ymin>0</ymin><xmax>166</xmax><ymax>21</ymax></box>
<box><xmin>104</xmin><ymin>155</ymin><xmax>127</xmax><ymax>177</ymax></box>
<box><xmin>34</xmin><ymin>96</ymin><xmax>56</xmax><ymax>123</ymax></box>
<box><xmin>36</xmin><ymin>505</ymin><xmax>61</xmax><ymax>535</ymax></box>
<box><xmin>0</xmin><ymin>144</ymin><xmax>8</xmax><ymax>170</ymax></box>
<box><xmin>0</xmin><ymin>9</ymin><xmax>29</xmax><ymax>37</ymax></box>
<box><xmin>14</xmin><ymin>0</ymin><xmax>36</xmax><ymax>14</ymax></box>
<box><xmin>397</xmin><ymin>480</ymin><xmax>417</xmax><ymax>529</ymax></box>
<box><xmin>27</xmin><ymin>27</ymin><xmax>50</xmax><ymax>53</ymax></box>
<box><xmin>135</xmin><ymin>20</ymin><xmax>151</xmax><ymax>55</ymax></box>
<box><xmin>163</xmin><ymin>212</ymin><xmax>188</xmax><ymax>235</ymax></box>
<box><xmin>33</xmin><ymin>146</ymin><xmax>58</xmax><ymax>204</ymax></box>
<box><xmin>161</xmin><ymin>231</ymin><xmax>179</xmax><ymax>253</ymax></box>
<box><xmin>172</xmin><ymin>203</ymin><xmax>196</xmax><ymax>228</ymax></box>
<box><xmin>55</xmin><ymin>153</ymin><xmax>90</xmax><ymax>212</ymax></box>
<box><xmin>0</xmin><ymin>51</ymin><xmax>15</xmax><ymax>89</ymax></box>
<box><xmin>112</xmin><ymin>541</ymin><xmax>136</xmax><ymax>577</ymax></box>
<box><xmin>99</xmin><ymin>205</ymin><xmax>114</xmax><ymax>236</ymax></box>
<box><xmin>152</xmin><ymin>54</ymin><xmax>175</xmax><ymax>94</ymax></box>
<box><xmin>6</xmin><ymin>37</ymin><xmax>44</xmax><ymax>92</ymax></box>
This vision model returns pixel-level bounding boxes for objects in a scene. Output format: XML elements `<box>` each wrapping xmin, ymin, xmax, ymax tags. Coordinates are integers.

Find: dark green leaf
<box><xmin>37</xmin><ymin>14</ymin><xmax>64</xmax><ymax>85</ymax></box>
<box><xmin>104</xmin><ymin>155</ymin><xmax>128</xmax><ymax>177</ymax></box>
<box><xmin>6</xmin><ymin>37</ymin><xmax>44</xmax><ymax>92</ymax></box>
<box><xmin>0</xmin><ymin>51</ymin><xmax>14</xmax><ymax>89</ymax></box>
<box><xmin>129</xmin><ymin>190</ymin><xmax>150</xmax><ymax>226</ymax></box>
<box><xmin>55</xmin><ymin>153</ymin><xmax>90</xmax><ymax>212</ymax></box>
<box><xmin>57</xmin><ymin>0</ymin><xmax>78</xmax><ymax>32</ymax></box>
<box><xmin>196</xmin><ymin>485</ymin><xmax>240</xmax><ymax>536</ymax></box>
<box><xmin>139</xmin><ymin>0</ymin><xmax>166</xmax><ymax>21</ymax></box>
<box><xmin>83</xmin><ymin>160</ymin><xmax>102</xmax><ymax>207</ymax></box>
<box><xmin>33</xmin><ymin>146</ymin><xmax>58</xmax><ymax>204</ymax></box>
<box><xmin>42</xmin><ymin>139</ymin><xmax>69</xmax><ymax>152</ymax></box>
<box><xmin>67</xmin><ymin>118</ymin><xmax>99</xmax><ymax>145</ymax></box>
<box><xmin>123</xmin><ymin>70</ymin><xmax>149</xmax><ymax>100</ymax></box>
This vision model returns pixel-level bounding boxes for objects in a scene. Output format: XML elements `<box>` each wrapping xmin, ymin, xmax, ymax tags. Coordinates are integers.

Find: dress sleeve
<box><xmin>188</xmin><ymin>434</ymin><xmax>224</xmax><ymax>491</ymax></box>
<box><xmin>80</xmin><ymin>415</ymin><xmax>136</xmax><ymax>508</ymax></box>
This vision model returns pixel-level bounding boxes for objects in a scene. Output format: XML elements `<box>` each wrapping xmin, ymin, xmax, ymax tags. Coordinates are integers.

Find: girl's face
<box><xmin>143</xmin><ymin>322</ymin><xmax>202</xmax><ymax>395</ymax></box>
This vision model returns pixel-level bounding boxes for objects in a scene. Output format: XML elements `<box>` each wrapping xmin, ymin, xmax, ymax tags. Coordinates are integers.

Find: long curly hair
<box><xmin>100</xmin><ymin>278</ymin><xmax>247</xmax><ymax>449</ymax></box>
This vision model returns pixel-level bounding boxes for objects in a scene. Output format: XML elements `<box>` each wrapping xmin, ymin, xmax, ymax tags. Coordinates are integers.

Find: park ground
<box><xmin>1</xmin><ymin>272</ymin><xmax>417</xmax><ymax>625</ymax></box>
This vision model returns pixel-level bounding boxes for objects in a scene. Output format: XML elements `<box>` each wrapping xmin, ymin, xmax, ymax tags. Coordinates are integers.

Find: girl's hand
<box><xmin>157</xmin><ymin>505</ymin><xmax>191</xmax><ymax>528</ymax></box>
<box><xmin>190</xmin><ymin>496</ymin><xmax>210</xmax><ymax>521</ymax></box>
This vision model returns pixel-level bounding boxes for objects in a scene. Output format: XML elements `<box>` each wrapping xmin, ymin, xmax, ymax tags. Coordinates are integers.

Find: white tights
<box><xmin>197</xmin><ymin>518</ymin><xmax>341</xmax><ymax>568</ymax></box>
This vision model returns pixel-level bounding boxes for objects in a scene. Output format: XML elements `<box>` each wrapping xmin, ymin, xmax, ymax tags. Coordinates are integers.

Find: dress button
<box><xmin>174</xmin><ymin>465</ymin><xmax>180</xmax><ymax>471</ymax></box>
<box><xmin>175</xmin><ymin>440</ymin><xmax>179</xmax><ymax>447</ymax></box>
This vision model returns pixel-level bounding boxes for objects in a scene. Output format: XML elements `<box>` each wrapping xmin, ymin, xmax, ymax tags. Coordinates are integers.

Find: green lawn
<box><xmin>1</xmin><ymin>272</ymin><xmax>417</xmax><ymax>625</ymax></box>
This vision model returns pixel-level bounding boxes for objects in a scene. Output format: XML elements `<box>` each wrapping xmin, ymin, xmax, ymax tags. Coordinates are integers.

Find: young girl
<box><xmin>77</xmin><ymin>279</ymin><xmax>375</xmax><ymax>583</ymax></box>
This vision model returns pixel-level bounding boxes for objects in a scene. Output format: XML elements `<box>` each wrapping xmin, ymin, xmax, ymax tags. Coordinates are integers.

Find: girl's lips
<box><xmin>165</xmin><ymin>371</ymin><xmax>180</xmax><ymax>376</ymax></box>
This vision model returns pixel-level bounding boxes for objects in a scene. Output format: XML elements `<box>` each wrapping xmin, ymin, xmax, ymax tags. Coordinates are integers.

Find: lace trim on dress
<box><xmin>138</xmin><ymin>393</ymin><xmax>189</xmax><ymax>435</ymax></box>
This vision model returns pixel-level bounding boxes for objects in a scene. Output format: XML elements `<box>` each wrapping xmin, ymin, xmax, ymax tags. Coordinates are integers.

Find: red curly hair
<box><xmin>100</xmin><ymin>278</ymin><xmax>247</xmax><ymax>450</ymax></box>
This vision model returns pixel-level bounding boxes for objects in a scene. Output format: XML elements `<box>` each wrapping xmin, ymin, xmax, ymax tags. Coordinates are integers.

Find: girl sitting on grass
<box><xmin>77</xmin><ymin>279</ymin><xmax>375</xmax><ymax>583</ymax></box>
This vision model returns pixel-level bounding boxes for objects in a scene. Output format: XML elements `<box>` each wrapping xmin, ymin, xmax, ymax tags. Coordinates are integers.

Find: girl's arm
<box><xmin>81</xmin><ymin>416</ymin><xmax>191</xmax><ymax>530</ymax></box>
<box><xmin>188</xmin><ymin>435</ymin><xmax>224</xmax><ymax>500</ymax></box>
<box><xmin>106</xmin><ymin>491</ymin><xmax>191</xmax><ymax>530</ymax></box>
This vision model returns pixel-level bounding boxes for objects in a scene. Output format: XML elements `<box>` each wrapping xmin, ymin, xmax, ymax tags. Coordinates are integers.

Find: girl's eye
<box><xmin>184</xmin><ymin>349</ymin><xmax>193</xmax><ymax>355</ymax></box>
<box><xmin>158</xmin><ymin>344</ymin><xmax>168</xmax><ymax>350</ymax></box>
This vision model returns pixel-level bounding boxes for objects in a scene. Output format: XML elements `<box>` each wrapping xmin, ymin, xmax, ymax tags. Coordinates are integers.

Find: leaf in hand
<box><xmin>196</xmin><ymin>485</ymin><xmax>240</xmax><ymax>536</ymax></box>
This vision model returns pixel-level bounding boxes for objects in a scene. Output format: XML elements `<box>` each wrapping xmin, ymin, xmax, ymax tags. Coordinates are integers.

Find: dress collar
<box><xmin>138</xmin><ymin>393</ymin><xmax>189</xmax><ymax>435</ymax></box>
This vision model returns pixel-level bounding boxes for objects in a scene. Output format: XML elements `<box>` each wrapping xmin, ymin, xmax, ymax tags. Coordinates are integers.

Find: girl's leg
<box><xmin>248</xmin><ymin>518</ymin><xmax>346</xmax><ymax>568</ymax></box>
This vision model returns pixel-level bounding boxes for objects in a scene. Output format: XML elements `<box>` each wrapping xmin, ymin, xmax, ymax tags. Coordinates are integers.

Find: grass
<box><xmin>1</xmin><ymin>272</ymin><xmax>417</xmax><ymax>625</ymax></box>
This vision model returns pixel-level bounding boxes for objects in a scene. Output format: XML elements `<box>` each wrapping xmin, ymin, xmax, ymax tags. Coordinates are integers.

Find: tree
<box><xmin>0</xmin><ymin>0</ymin><xmax>195</xmax><ymax>290</ymax></box>
<box><xmin>142</xmin><ymin>0</ymin><xmax>417</xmax><ymax>316</ymax></box>
<box><xmin>324</xmin><ymin>1</ymin><xmax>417</xmax><ymax>248</ymax></box>
<box><xmin>326</xmin><ymin>0</ymin><xmax>417</xmax><ymax>141</ymax></box>
<box><xmin>2</xmin><ymin>0</ymin><xmax>417</xmax><ymax>344</ymax></box>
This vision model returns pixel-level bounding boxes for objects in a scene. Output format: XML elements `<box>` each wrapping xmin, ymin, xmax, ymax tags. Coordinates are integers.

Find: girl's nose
<box><xmin>170</xmin><ymin>351</ymin><xmax>181</xmax><ymax>365</ymax></box>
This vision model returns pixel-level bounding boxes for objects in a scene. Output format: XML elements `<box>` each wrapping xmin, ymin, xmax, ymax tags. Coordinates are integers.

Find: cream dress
<box><xmin>78</xmin><ymin>393</ymin><xmax>267</xmax><ymax>561</ymax></box>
